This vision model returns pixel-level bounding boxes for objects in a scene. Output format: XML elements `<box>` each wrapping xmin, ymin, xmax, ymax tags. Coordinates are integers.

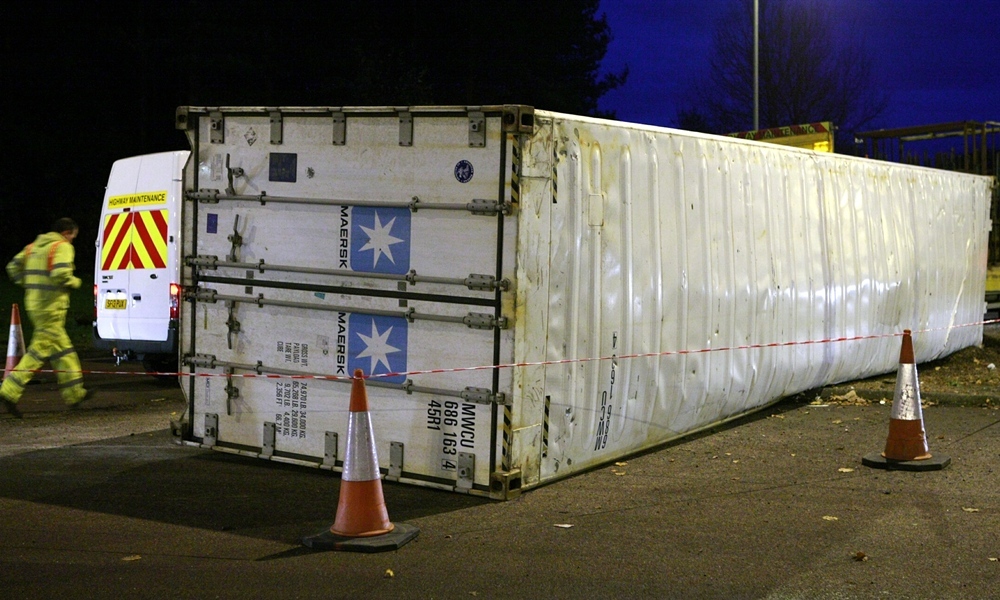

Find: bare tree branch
<box><xmin>681</xmin><ymin>0</ymin><xmax>888</xmax><ymax>148</ymax></box>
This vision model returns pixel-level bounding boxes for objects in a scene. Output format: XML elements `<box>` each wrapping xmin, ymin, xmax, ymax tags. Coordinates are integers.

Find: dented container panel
<box><xmin>515</xmin><ymin>111</ymin><xmax>990</xmax><ymax>481</ymax></box>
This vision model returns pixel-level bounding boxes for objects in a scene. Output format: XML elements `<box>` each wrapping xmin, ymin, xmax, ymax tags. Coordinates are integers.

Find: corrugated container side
<box><xmin>515</xmin><ymin>110</ymin><xmax>990</xmax><ymax>483</ymax></box>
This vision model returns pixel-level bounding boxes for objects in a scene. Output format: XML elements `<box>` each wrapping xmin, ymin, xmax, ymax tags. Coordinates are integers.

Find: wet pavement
<box><xmin>1</xmin><ymin>353</ymin><xmax>998</xmax><ymax>599</ymax></box>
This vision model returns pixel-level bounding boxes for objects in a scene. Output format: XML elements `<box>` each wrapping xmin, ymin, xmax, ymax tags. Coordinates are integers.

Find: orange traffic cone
<box><xmin>4</xmin><ymin>304</ymin><xmax>26</xmax><ymax>380</ymax></box>
<box><xmin>862</xmin><ymin>330</ymin><xmax>950</xmax><ymax>471</ymax></box>
<box><xmin>302</xmin><ymin>369</ymin><xmax>419</xmax><ymax>552</ymax></box>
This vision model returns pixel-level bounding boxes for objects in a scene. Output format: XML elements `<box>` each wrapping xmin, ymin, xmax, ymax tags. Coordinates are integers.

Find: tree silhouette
<box><xmin>1</xmin><ymin>0</ymin><xmax>625</xmax><ymax>267</ymax></box>
<box><xmin>679</xmin><ymin>0</ymin><xmax>887</xmax><ymax>144</ymax></box>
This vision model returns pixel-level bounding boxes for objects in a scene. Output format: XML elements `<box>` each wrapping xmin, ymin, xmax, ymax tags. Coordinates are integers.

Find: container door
<box><xmin>180</xmin><ymin>108</ymin><xmax>523</xmax><ymax>497</ymax></box>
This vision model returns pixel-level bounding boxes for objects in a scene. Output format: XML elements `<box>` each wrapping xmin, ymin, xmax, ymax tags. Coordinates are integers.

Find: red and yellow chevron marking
<box><xmin>101</xmin><ymin>210</ymin><xmax>168</xmax><ymax>270</ymax></box>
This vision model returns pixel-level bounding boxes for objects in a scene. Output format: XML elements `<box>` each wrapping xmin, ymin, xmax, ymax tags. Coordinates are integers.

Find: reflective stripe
<box><xmin>4</xmin><ymin>376</ymin><xmax>27</xmax><ymax>390</ymax></box>
<box><xmin>58</xmin><ymin>378</ymin><xmax>85</xmax><ymax>389</ymax></box>
<box><xmin>23</xmin><ymin>284</ymin><xmax>63</xmax><ymax>291</ymax></box>
<box><xmin>23</xmin><ymin>240</ymin><xmax>65</xmax><ymax>271</ymax></box>
<box><xmin>50</xmin><ymin>262</ymin><xmax>73</xmax><ymax>270</ymax></box>
<box><xmin>22</xmin><ymin>269</ymin><xmax>50</xmax><ymax>276</ymax></box>
<box><xmin>341</xmin><ymin>411</ymin><xmax>381</xmax><ymax>481</ymax></box>
<box><xmin>27</xmin><ymin>349</ymin><xmax>45</xmax><ymax>362</ymax></box>
<box><xmin>890</xmin><ymin>364</ymin><xmax>923</xmax><ymax>421</ymax></box>
<box><xmin>49</xmin><ymin>348</ymin><xmax>78</xmax><ymax>361</ymax></box>
<box><xmin>47</xmin><ymin>241</ymin><xmax>66</xmax><ymax>270</ymax></box>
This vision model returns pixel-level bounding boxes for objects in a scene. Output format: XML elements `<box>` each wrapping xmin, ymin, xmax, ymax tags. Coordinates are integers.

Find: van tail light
<box><xmin>93</xmin><ymin>284</ymin><xmax>98</xmax><ymax>320</ymax></box>
<box><xmin>169</xmin><ymin>283</ymin><xmax>181</xmax><ymax>320</ymax></box>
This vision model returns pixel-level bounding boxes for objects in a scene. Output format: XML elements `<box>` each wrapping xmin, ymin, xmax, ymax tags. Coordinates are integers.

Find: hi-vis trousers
<box><xmin>0</xmin><ymin>308</ymin><xmax>86</xmax><ymax>404</ymax></box>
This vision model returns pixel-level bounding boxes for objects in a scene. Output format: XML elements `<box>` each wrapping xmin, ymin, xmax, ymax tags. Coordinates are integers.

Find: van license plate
<box><xmin>105</xmin><ymin>299</ymin><xmax>127</xmax><ymax>310</ymax></box>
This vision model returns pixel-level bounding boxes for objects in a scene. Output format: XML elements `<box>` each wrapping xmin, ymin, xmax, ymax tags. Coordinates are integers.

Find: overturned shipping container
<box><xmin>174</xmin><ymin>106</ymin><xmax>993</xmax><ymax>498</ymax></box>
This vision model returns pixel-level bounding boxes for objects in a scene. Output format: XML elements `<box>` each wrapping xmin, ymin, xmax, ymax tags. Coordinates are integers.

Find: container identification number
<box><xmin>427</xmin><ymin>399</ymin><xmax>476</xmax><ymax>471</ymax></box>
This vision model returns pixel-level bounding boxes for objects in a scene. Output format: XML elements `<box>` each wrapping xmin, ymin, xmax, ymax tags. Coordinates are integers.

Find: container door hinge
<box><xmin>190</xmin><ymin>189</ymin><xmax>221</xmax><ymax>204</ymax></box>
<box><xmin>204</xmin><ymin>413</ymin><xmax>219</xmax><ymax>446</ymax></box>
<box><xmin>269</xmin><ymin>111</ymin><xmax>283</xmax><ymax>145</ymax></box>
<box><xmin>192</xmin><ymin>288</ymin><xmax>219</xmax><ymax>304</ymax></box>
<box><xmin>467</xmin><ymin>199</ymin><xmax>512</xmax><ymax>216</ymax></box>
<box><xmin>468</xmin><ymin>111</ymin><xmax>486</xmax><ymax>147</ymax></box>
<box><xmin>262</xmin><ymin>422</ymin><xmax>276</xmax><ymax>457</ymax></box>
<box><xmin>463</xmin><ymin>312</ymin><xmax>507</xmax><ymax>330</ymax></box>
<box><xmin>331</xmin><ymin>111</ymin><xmax>346</xmax><ymax>145</ymax></box>
<box><xmin>461</xmin><ymin>387</ymin><xmax>508</xmax><ymax>406</ymax></box>
<box><xmin>188</xmin><ymin>354</ymin><xmax>219</xmax><ymax>369</ymax></box>
<box><xmin>457</xmin><ymin>452</ymin><xmax>475</xmax><ymax>490</ymax></box>
<box><xmin>398</xmin><ymin>110</ymin><xmax>413</xmax><ymax>147</ymax></box>
<box><xmin>388</xmin><ymin>441</ymin><xmax>404</xmax><ymax>480</ymax></box>
<box><xmin>464</xmin><ymin>273</ymin><xmax>510</xmax><ymax>292</ymax></box>
<box><xmin>189</xmin><ymin>255</ymin><xmax>220</xmax><ymax>269</ymax></box>
<box><xmin>323</xmin><ymin>431</ymin><xmax>339</xmax><ymax>467</ymax></box>
<box><xmin>210</xmin><ymin>111</ymin><xmax>224</xmax><ymax>143</ymax></box>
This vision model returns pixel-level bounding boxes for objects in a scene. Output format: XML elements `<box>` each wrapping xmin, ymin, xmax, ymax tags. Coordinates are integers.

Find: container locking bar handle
<box><xmin>187</xmin><ymin>255</ymin><xmax>510</xmax><ymax>292</ymax></box>
<box><xmin>226</xmin><ymin>215</ymin><xmax>243</xmax><ymax>262</ymax></box>
<box><xmin>192</xmin><ymin>288</ymin><xmax>508</xmax><ymax>330</ymax></box>
<box><xmin>183</xmin><ymin>354</ymin><xmax>509</xmax><ymax>405</ymax></box>
<box><xmin>187</xmin><ymin>191</ymin><xmax>511</xmax><ymax>215</ymax></box>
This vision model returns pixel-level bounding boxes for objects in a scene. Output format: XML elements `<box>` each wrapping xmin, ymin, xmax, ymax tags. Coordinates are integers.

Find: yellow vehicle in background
<box><xmin>727</xmin><ymin>121</ymin><xmax>835</xmax><ymax>153</ymax></box>
<box><xmin>987</xmin><ymin>265</ymin><xmax>1000</xmax><ymax>319</ymax></box>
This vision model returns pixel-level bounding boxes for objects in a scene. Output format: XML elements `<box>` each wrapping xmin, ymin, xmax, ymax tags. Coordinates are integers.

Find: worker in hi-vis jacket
<box><xmin>1</xmin><ymin>218</ymin><xmax>90</xmax><ymax>417</ymax></box>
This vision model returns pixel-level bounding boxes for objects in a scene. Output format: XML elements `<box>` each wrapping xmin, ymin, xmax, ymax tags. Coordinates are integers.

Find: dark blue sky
<box><xmin>598</xmin><ymin>0</ymin><xmax>1000</xmax><ymax>130</ymax></box>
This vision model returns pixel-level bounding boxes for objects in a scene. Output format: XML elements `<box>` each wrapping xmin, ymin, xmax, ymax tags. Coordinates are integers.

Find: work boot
<box><xmin>1</xmin><ymin>389</ymin><xmax>23</xmax><ymax>418</ymax></box>
<box><xmin>67</xmin><ymin>388</ymin><xmax>93</xmax><ymax>410</ymax></box>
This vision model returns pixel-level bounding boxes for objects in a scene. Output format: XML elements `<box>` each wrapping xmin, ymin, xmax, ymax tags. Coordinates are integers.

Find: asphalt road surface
<box><xmin>1</xmin><ymin>355</ymin><xmax>997</xmax><ymax>599</ymax></box>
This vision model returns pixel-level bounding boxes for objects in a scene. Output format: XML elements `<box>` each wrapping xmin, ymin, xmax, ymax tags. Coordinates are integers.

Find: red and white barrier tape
<box><xmin>8</xmin><ymin>318</ymin><xmax>999</xmax><ymax>382</ymax></box>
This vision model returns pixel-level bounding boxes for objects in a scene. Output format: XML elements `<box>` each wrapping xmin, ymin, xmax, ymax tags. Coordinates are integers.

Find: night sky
<box><xmin>598</xmin><ymin>0</ymin><xmax>1000</xmax><ymax>129</ymax></box>
<box><xmin>1</xmin><ymin>1</ymin><xmax>997</xmax><ymax>268</ymax></box>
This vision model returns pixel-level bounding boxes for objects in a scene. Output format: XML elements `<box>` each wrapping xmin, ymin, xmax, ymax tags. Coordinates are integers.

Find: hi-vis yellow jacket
<box><xmin>6</xmin><ymin>232</ymin><xmax>82</xmax><ymax>313</ymax></box>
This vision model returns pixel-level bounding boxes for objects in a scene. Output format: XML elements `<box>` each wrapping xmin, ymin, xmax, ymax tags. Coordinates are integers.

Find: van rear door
<box><xmin>95</xmin><ymin>151</ymin><xmax>187</xmax><ymax>351</ymax></box>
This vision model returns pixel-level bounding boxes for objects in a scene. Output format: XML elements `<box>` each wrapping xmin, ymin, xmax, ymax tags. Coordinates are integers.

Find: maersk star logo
<box><xmin>359</xmin><ymin>213</ymin><xmax>404</xmax><ymax>267</ymax></box>
<box><xmin>356</xmin><ymin>320</ymin><xmax>399</xmax><ymax>372</ymax></box>
<box><xmin>350</xmin><ymin>207</ymin><xmax>411</xmax><ymax>274</ymax></box>
<box><xmin>348</xmin><ymin>314</ymin><xmax>408</xmax><ymax>383</ymax></box>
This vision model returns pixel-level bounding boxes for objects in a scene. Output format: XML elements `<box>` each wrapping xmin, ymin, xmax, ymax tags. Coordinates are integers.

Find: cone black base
<box><xmin>302</xmin><ymin>522</ymin><xmax>419</xmax><ymax>553</ymax></box>
<box><xmin>862</xmin><ymin>452</ymin><xmax>951</xmax><ymax>471</ymax></box>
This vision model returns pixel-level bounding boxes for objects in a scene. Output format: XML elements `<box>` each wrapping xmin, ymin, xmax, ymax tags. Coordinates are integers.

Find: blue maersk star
<box><xmin>359</xmin><ymin>212</ymin><xmax>404</xmax><ymax>267</ymax></box>
<box><xmin>356</xmin><ymin>319</ymin><xmax>401</xmax><ymax>373</ymax></box>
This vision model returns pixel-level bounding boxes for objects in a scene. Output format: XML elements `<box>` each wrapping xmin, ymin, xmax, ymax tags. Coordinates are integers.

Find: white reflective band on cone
<box><xmin>890</xmin><ymin>364</ymin><xmax>923</xmax><ymax>421</ymax></box>
<box><xmin>342</xmin><ymin>411</ymin><xmax>380</xmax><ymax>482</ymax></box>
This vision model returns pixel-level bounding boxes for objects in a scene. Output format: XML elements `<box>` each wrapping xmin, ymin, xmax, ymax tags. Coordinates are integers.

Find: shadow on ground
<box><xmin>0</xmin><ymin>428</ymin><xmax>485</xmax><ymax>545</ymax></box>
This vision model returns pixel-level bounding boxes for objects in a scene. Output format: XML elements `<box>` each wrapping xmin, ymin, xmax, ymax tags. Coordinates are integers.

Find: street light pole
<box><xmin>753</xmin><ymin>0</ymin><xmax>759</xmax><ymax>131</ymax></box>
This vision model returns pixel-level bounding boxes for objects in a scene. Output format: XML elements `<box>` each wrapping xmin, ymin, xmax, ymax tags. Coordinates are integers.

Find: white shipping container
<box><xmin>175</xmin><ymin>106</ymin><xmax>993</xmax><ymax>498</ymax></box>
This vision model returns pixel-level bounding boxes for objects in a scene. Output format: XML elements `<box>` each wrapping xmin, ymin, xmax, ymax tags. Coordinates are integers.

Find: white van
<box><xmin>93</xmin><ymin>151</ymin><xmax>189</xmax><ymax>372</ymax></box>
